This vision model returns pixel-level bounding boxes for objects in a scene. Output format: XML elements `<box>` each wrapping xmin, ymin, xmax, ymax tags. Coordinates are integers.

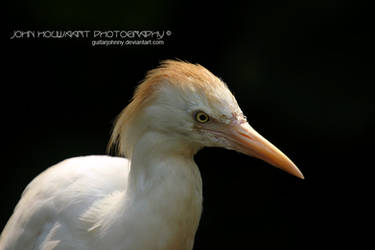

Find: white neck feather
<box><xmin>122</xmin><ymin>130</ymin><xmax>203</xmax><ymax>249</ymax></box>
<box><xmin>127</xmin><ymin>130</ymin><xmax>201</xmax><ymax>197</ymax></box>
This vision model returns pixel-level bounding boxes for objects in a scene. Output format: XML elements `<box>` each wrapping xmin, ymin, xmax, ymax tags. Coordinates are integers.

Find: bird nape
<box><xmin>0</xmin><ymin>60</ymin><xmax>303</xmax><ymax>250</ymax></box>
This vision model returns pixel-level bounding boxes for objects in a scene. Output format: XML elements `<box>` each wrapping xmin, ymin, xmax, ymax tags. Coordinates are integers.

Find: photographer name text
<box><xmin>10</xmin><ymin>30</ymin><xmax>171</xmax><ymax>40</ymax></box>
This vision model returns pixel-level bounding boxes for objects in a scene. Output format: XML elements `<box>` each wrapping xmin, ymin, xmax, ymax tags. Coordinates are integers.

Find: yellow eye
<box><xmin>194</xmin><ymin>111</ymin><xmax>209</xmax><ymax>123</ymax></box>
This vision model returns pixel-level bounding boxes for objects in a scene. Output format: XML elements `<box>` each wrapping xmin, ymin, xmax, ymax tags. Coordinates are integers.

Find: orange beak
<box><xmin>224</xmin><ymin>121</ymin><xmax>304</xmax><ymax>179</ymax></box>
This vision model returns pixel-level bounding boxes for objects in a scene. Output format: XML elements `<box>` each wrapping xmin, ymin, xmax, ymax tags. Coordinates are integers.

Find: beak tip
<box><xmin>296</xmin><ymin>171</ymin><xmax>305</xmax><ymax>180</ymax></box>
<box><xmin>291</xmin><ymin>165</ymin><xmax>304</xmax><ymax>180</ymax></box>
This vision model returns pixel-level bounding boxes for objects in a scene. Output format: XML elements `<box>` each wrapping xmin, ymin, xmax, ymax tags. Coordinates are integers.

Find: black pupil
<box><xmin>199</xmin><ymin>114</ymin><xmax>206</xmax><ymax>121</ymax></box>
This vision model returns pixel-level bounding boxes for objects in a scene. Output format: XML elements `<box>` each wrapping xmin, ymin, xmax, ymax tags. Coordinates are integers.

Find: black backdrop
<box><xmin>3</xmin><ymin>1</ymin><xmax>373</xmax><ymax>249</ymax></box>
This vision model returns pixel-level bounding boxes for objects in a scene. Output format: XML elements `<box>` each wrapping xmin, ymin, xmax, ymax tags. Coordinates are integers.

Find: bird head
<box><xmin>109</xmin><ymin>60</ymin><xmax>303</xmax><ymax>179</ymax></box>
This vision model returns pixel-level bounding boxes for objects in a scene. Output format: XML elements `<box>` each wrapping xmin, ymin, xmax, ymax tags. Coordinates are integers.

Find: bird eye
<box><xmin>194</xmin><ymin>111</ymin><xmax>210</xmax><ymax>123</ymax></box>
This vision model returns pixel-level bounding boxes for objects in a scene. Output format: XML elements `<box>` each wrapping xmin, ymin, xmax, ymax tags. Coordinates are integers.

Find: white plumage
<box><xmin>0</xmin><ymin>60</ymin><xmax>303</xmax><ymax>250</ymax></box>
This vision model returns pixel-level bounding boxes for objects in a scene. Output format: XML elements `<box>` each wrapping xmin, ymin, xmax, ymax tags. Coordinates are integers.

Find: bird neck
<box><xmin>120</xmin><ymin>131</ymin><xmax>202</xmax><ymax>249</ymax></box>
<box><xmin>127</xmin><ymin>131</ymin><xmax>202</xmax><ymax>198</ymax></box>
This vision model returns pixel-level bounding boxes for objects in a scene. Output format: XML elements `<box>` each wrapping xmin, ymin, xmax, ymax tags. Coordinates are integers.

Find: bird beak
<box><xmin>226</xmin><ymin>121</ymin><xmax>304</xmax><ymax>179</ymax></box>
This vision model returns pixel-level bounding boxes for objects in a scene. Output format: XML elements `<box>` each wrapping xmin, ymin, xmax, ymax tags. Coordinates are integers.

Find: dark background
<box><xmin>3</xmin><ymin>1</ymin><xmax>374</xmax><ymax>249</ymax></box>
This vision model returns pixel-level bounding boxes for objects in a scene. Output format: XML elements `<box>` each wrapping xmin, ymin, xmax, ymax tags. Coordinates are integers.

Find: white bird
<box><xmin>0</xmin><ymin>60</ymin><xmax>303</xmax><ymax>250</ymax></box>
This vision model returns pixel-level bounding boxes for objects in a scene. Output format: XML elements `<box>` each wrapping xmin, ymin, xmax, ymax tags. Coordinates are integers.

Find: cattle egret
<box><xmin>0</xmin><ymin>60</ymin><xmax>303</xmax><ymax>250</ymax></box>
